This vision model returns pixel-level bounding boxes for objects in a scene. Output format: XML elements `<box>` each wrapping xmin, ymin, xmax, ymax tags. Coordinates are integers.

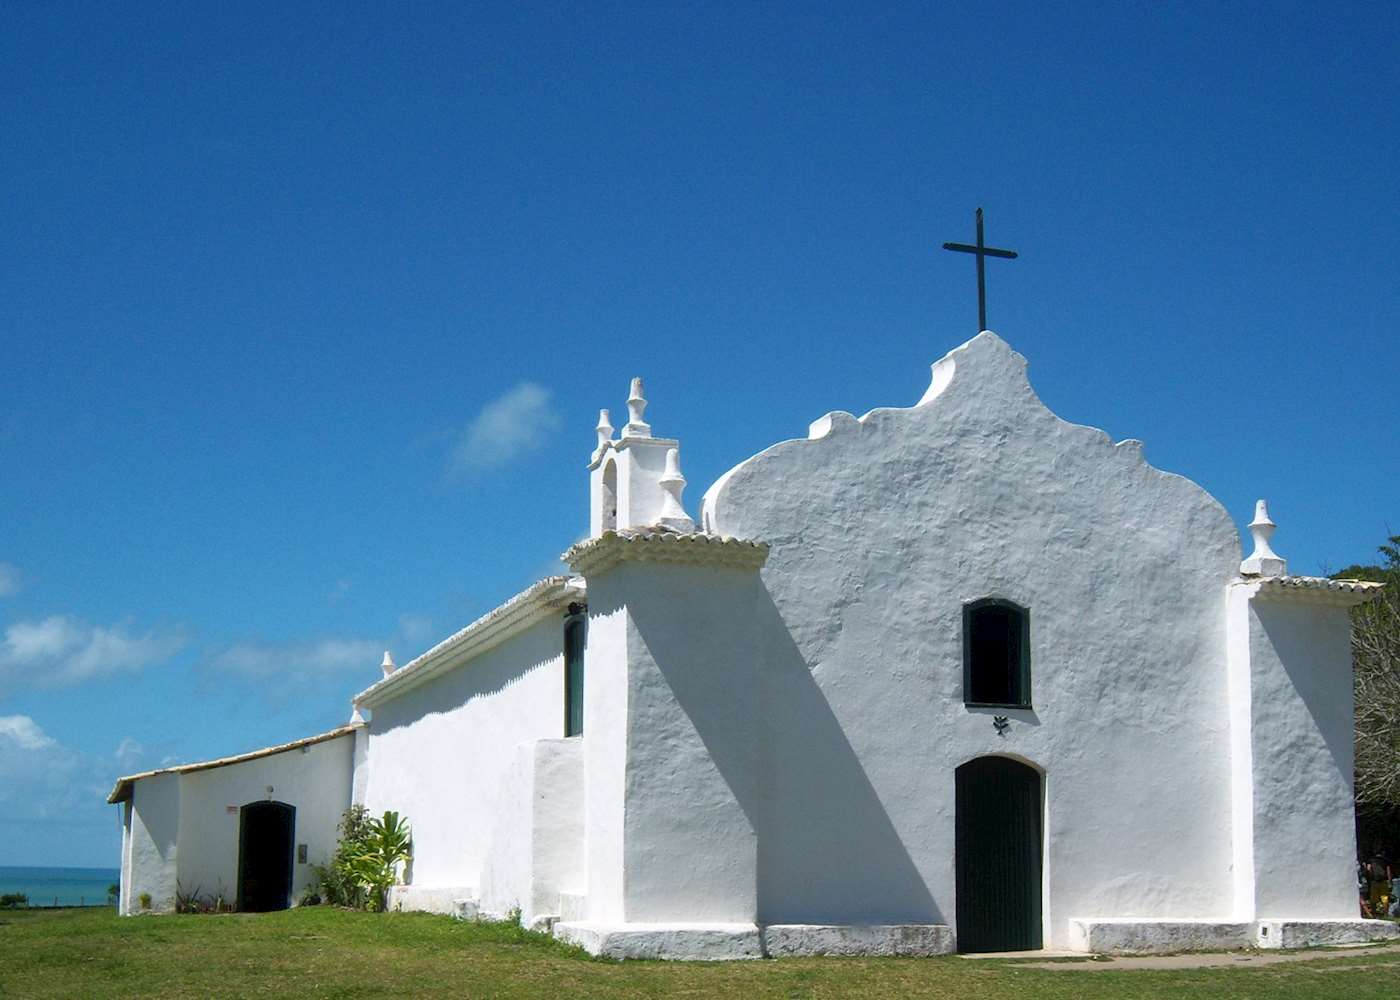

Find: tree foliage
<box><xmin>1342</xmin><ymin>536</ymin><xmax>1400</xmax><ymax>809</ymax></box>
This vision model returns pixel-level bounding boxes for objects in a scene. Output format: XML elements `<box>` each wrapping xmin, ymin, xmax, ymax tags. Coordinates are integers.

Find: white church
<box><xmin>109</xmin><ymin>330</ymin><xmax>1391</xmax><ymax>958</ymax></box>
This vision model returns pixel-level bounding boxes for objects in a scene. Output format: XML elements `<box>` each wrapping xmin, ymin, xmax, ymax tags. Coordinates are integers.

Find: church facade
<box><xmin>110</xmin><ymin>331</ymin><xmax>1391</xmax><ymax>957</ymax></box>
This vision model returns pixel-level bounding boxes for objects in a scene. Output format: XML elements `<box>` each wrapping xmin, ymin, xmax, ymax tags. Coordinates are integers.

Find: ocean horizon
<box><xmin>0</xmin><ymin>865</ymin><xmax>121</xmax><ymax>907</ymax></box>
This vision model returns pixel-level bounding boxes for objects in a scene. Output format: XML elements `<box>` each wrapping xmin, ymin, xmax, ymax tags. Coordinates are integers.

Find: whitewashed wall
<box><xmin>364</xmin><ymin>617</ymin><xmax>570</xmax><ymax>892</ymax></box>
<box><xmin>1241</xmin><ymin>592</ymin><xmax>1358</xmax><ymax>918</ymax></box>
<box><xmin>611</xmin><ymin>560</ymin><xmax>761</xmax><ymax>923</ymax></box>
<box><xmin>175</xmin><ymin>734</ymin><xmax>354</xmax><ymax>907</ymax></box>
<box><xmin>121</xmin><ymin>772</ymin><xmax>179</xmax><ymax>914</ymax></box>
<box><xmin>478</xmin><ymin>737</ymin><xmax>584</xmax><ymax>925</ymax></box>
<box><xmin>701</xmin><ymin>331</ymin><xmax>1244</xmax><ymax>948</ymax></box>
<box><xmin>581</xmin><ymin>596</ymin><xmax>628</xmax><ymax>922</ymax></box>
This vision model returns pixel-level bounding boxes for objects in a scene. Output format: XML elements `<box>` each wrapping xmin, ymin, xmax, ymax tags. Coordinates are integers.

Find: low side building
<box><xmin>108</xmin><ymin>726</ymin><xmax>360</xmax><ymax>914</ymax></box>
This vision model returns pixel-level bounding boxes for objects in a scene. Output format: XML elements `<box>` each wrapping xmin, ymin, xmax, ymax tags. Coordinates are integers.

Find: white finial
<box><xmin>350</xmin><ymin>702</ymin><xmax>366</xmax><ymax>724</ymax></box>
<box><xmin>1240</xmin><ymin>499</ymin><xmax>1287</xmax><ymax>577</ymax></box>
<box><xmin>381</xmin><ymin>650</ymin><xmax>396</xmax><ymax>677</ymax></box>
<box><xmin>592</xmin><ymin>408</ymin><xmax>614</xmax><ymax>462</ymax></box>
<box><xmin>656</xmin><ymin>447</ymin><xmax>694</xmax><ymax>532</ymax></box>
<box><xmin>623</xmin><ymin>377</ymin><xmax>651</xmax><ymax>438</ymax></box>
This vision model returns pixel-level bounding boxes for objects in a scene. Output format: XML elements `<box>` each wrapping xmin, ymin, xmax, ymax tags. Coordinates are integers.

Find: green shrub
<box><xmin>310</xmin><ymin>805</ymin><xmax>412</xmax><ymax>912</ymax></box>
<box><xmin>347</xmin><ymin>810</ymin><xmax>412</xmax><ymax>912</ymax></box>
<box><xmin>0</xmin><ymin>893</ymin><xmax>28</xmax><ymax>908</ymax></box>
<box><xmin>314</xmin><ymin>805</ymin><xmax>372</xmax><ymax>908</ymax></box>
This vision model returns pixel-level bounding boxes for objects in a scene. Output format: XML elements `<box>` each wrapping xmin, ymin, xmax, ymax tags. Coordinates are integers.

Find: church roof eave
<box><xmin>1241</xmin><ymin>574</ymin><xmax>1384</xmax><ymax>607</ymax></box>
<box><xmin>354</xmin><ymin>575</ymin><xmax>586</xmax><ymax>711</ymax></box>
<box><xmin>106</xmin><ymin>724</ymin><xmax>361</xmax><ymax>804</ymax></box>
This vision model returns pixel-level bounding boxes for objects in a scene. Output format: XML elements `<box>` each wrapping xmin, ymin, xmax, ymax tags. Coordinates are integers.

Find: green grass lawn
<box><xmin>4</xmin><ymin>907</ymin><xmax>1400</xmax><ymax>999</ymax></box>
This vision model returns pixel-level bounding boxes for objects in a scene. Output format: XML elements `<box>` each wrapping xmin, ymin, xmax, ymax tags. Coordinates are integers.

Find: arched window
<box><xmin>600</xmin><ymin>460</ymin><xmax>617</xmax><ymax>532</ymax></box>
<box><xmin>564</xmin><ymin>605</ymin><xmax>586</xmax><ymax>737</ymax></box>
<box><xmin>963</xmin><ymin>598</ymin><xmax>1030</xmax><ymax>708</ymax></box>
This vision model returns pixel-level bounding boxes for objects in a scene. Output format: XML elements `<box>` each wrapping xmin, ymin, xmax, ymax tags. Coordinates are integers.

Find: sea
<box><xmin>0</xmin><ymin>866</ymin><xmax>121</xmax><ymax>907</ymax></box>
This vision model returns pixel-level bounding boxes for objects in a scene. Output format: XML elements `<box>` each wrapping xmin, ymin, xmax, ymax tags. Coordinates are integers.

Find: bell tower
<box><xmin>588</xmin><ymin>378</ymin><xmax>693</xmax><ymax>536</ymax></box>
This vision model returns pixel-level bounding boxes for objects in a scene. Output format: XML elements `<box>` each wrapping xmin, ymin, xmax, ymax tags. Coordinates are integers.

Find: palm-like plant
<box><xmin>348</xmin><ymin>810</ymin><xmax>412</xmax><ymax>912</ymax></box>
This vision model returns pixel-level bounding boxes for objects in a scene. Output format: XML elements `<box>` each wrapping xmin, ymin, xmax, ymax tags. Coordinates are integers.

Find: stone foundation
<box><xmin>1069</xmin><ymin>917</ymin><xmax>1400</xmax><ymax>954</ymax></box>
<box><xmin>386</xmin><ymin>885</ymin><xmax>477</xmax><ymax>916</ymax></box>
<box><xmin>761</xmin><ymin>923</ymin><xmax>954</xmax><ymax>957</ymax></box>
<box><xmin>1255</xmin><ymin>919</ymin><xmax>1400</xmax><ymax>949</ymax></box>
<box><xmin>554</xmin><ymin>922</ymin><xmax>765</xmax><ymax>960</ymax></box>
<box><xmin>553</xmin><ymin>921</ymin><xmax>955</xmax><ymax>960</ymax></box>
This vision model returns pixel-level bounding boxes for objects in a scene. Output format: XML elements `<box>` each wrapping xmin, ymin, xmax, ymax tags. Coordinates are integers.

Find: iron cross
<box><xmin>942</xmin><ymin>207</ymin><xmax>1018</xmax><ymax>333</ymax></box>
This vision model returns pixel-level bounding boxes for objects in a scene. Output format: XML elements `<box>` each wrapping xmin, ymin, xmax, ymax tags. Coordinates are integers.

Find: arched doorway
<box><xmin>238</xmin><ymin>801</ymin><xmax>295</xmax><ymax>912</ymax></box>
<box><xmin>954</xmin><ymin>756</ymin><xmax>1042</xmax><ymax>953</ymax></box>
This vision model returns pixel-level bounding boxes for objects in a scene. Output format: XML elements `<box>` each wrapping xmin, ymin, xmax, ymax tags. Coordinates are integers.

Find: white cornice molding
<box><xmin>1234</xmin><ymin>575</ymin><xmax>1384</xmax><ymax>608</ymax></box>
<box><xmin>564</xmin><ymin>529</ymin><xmax>769</xmax><ymax>576</ymax></box>
<box><xmin>354</xmin><ymin>575</ymin><xmax>586</xmax><ymax>709</ymax></box>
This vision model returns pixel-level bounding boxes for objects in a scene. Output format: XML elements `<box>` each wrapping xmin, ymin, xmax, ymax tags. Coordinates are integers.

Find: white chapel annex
<box><xmin>108</xmin><ymin>329</ymin><xmax>1392</xmax><ymax>958</ymax></box>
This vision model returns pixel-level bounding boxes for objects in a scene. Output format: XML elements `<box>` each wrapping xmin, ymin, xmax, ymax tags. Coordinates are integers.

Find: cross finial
<box><xmin>943</xmin><ymin>207</ymin><xmax>1018</xmax><ymax>334</ymax></box>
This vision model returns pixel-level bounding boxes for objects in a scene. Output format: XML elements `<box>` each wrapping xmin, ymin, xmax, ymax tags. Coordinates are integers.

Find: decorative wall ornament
<box><xmin>592</xmin><ymin>409</ymin><xmax>614</xmax><ymax>464</ymax></box>
<box><xmin>993</xmin><ymin>715</ymin><xmax>1010</xmax><ymax>737</ymax></box>
<box><xmin>623</xmin><ymin>377</ymin><xmax>652</xmax><ymax>439</ymax></box>
<box><xmin>657</xmin><ymin>448</ymin><xmax>695</xmax><ymax>532</ymax></box>
<box><xmin>1240</xmin><ymin>499</ymin><xmax>1287</xmax><ymax>577</ymax></box>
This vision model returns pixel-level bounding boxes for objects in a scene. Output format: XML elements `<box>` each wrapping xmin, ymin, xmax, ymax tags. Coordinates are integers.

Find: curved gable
<box><xmin>699</xmin><ymin>330</ymin><xmax>1240</xmax><ymax>683</ymax></box>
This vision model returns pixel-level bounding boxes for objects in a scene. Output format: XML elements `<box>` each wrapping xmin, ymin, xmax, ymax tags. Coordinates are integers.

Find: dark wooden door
<box><xmin>955</xmin><ymin>756</ymin><xmax>1042</xmax><ymax>953</ymax></box>
<box><xmin>238</xmin><ymin>801</ymin><xmax>295</xmax><ymax>912</ymax></box>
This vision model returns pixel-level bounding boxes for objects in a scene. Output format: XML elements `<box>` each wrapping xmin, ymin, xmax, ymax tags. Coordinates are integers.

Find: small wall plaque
<box><xmin>297</xmin><ymin>844</ymin><xmax>308</xmax><ymax>864</ymax></box>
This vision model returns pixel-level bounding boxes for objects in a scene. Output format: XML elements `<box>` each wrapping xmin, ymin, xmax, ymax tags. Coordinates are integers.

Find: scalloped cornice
<box><xmin>564</xmin><ymin>529</ymin><xmax>769</xmax><ymax>576</ymax></box>
<box><xmin>1236</xmin><ymin>575</ymin><xmax>1384</xmax><ymax>607</ymax></box>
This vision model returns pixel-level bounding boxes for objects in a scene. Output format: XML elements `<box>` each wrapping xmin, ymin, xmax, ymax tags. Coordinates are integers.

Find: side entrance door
<box><xmin>954</xmin><ymin>755</ymin><xmax>1042</xmax><ymax>953</ymax></box>
<box><xmin>238</xmin><ymin>800</ymin><xmax>296</xmax><ymax>912</ymax></box>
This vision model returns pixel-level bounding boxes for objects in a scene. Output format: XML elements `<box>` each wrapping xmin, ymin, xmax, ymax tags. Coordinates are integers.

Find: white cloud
<box><xmin>449</xmin><ymin>382</ymin><xmax>560</xmax><ymax>473</ymax></box>
<box><xmin>208</xmin><ymin>637</ymin><xmax>383</xmax><ymax>680</ymax></box>
<box><xmin>114</xmin><ymin>737</ymin><xmax>146</xmax><ymax>771</ymax></box>
<box><xmin>0</xmin><ymin>715</ymin><xmax>56</xmax><ymax>750</ymax></box>
<box><xmin>0</xmin><ymin>562</ymin><xmax>19</xmax><ymax>597</ymax></box>
<box><xmin>0</xmin><ymin>717</ymin><xmax>113</xmax><ymax>824</ymax></box>
<box><xmin>0</xmin><ymin>616</ymin><xmax>186</xmax><ymax>692</ymax></box>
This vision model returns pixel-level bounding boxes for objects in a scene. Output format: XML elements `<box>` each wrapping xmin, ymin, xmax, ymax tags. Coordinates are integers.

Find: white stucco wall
<box><xmin>700</xmin><ymin>331</ymin><xmax>1244</xmax><ymax>948</ymax></box>
<box><xmin>582</xmin><ymin>594</ymin><xmax>629</xmax><ymax>922</ymax></box>
<box><xmin>478</xmin><ymin>736</ymin><xmax>584</xmax><ymax>925</ymax></box>
<box><xmin>122</xmin><ymin>772</ymin><xmax>179</xmax><ymax>914</ymax></box>
<box><xmin>530</xmin><ymin>737</ymin><xmax>585</xmax><ymax>918</ymax></box>
<box><xmin>612</xmin><ymin>561</ymin><xmax>761</xmax><ymax>923</ymax></box>
<box><xmin>175</xmin><ymin>734</ymin><xmax>354</xmax><ymax>907</ymax></box>
<box><xmin>1244</xmin><ymin>591</ymin><xmax>1358</xmax><ymax>918</ymax></box>
<box><xmin>364</xmin><ymin>617</ymin><xmax>571</xmax><ymax>891</ymax></box>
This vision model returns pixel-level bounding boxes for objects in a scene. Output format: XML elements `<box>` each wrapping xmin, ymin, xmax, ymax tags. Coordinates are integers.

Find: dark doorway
<box><xmin>238</xmin><ymin>801</ymin><xmax>295</xmax><ymax>912</ymax></box>
<box><xmin>955</xmin><ymin>756</ymin><xmax>1042</xmax><ymax>953</ymax></box>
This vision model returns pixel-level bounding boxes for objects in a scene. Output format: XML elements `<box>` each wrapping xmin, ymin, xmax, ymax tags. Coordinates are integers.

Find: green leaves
<box><xmin>320</xmin><ymin>807</ymin><xmax>413</xmax><ymax>912</ymax></box>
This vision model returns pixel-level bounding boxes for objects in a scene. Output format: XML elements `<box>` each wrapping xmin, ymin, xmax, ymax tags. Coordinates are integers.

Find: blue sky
<box><xmin>2</xmin><ymin>2</ymin><xmax>1397</xmax><ymax>867</ymax></box>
